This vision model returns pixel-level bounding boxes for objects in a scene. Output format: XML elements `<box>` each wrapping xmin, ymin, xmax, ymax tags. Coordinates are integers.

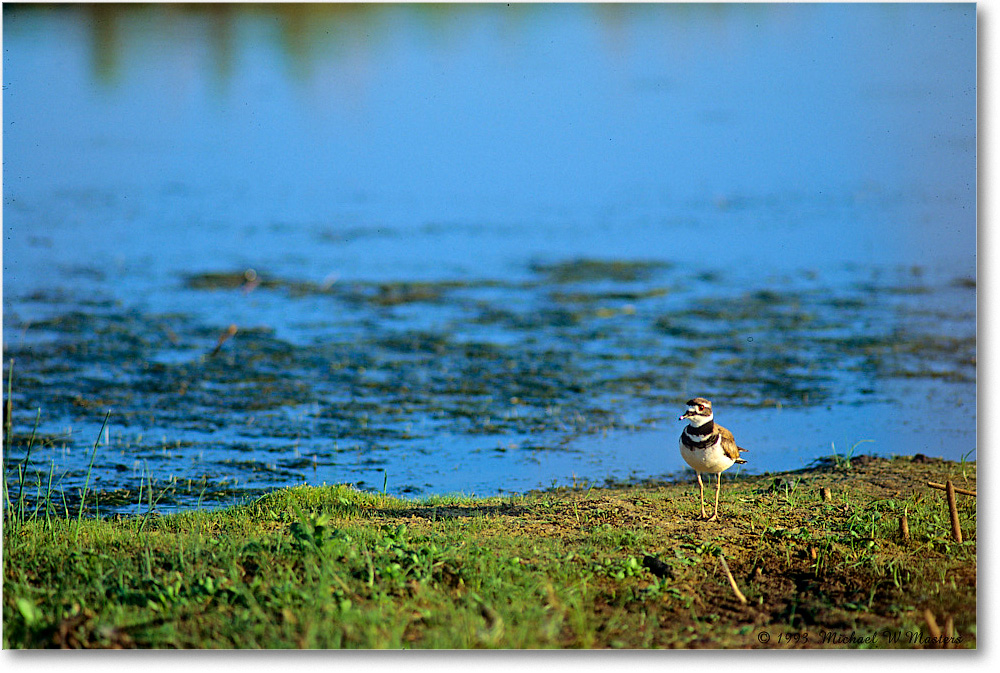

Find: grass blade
<box><xmin>78</xmin><ymin>410</ymin><xmax>111</xmax><ymax>521</ymax></box>
<box><xmin>2</xmin><ymin>359</ymin><xmax>12</xmax><ymax>513</ymax></box>
<box><xmin>15</xmin><ymin>409</ymin><xmax>41</xmax><ymax>523</ymax></box>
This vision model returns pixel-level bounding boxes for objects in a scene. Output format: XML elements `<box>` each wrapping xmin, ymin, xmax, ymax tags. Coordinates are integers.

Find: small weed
<box><xmin>829</xmin><ymin>439</ymin><xmax>875</xmax><ymax>469</ymax></box>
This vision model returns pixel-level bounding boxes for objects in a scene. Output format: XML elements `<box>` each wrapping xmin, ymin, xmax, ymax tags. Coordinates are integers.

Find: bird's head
<box><xmin>680</xmin><ymin>397</ymin><xmax>714</xmax><ymax>427</ymax></box>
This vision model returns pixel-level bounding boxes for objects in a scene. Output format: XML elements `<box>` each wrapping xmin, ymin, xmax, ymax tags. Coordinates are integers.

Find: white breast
<box><xmin>679</xmin><ymin>433</ymin><xmax>736</xmax><ymax>474</ymax></box>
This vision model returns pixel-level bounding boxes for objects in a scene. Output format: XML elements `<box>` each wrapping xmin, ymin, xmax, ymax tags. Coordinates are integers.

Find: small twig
<box><xmin>899</xmin><ymin>513</ymin><xmax>910</xmax><ymax>542</ymax></box>
<box><xmin>927</xmin><ymin>481</ymin><xmax>976</xmax><ymax>497</ymax></box>
<box><xmin>209</xmin><ymin>324</ymin><xmax>239</xmax><ymax>357</ymax></box>
<box><xmin>4</xmin><ymin>358</ymin><xmax>13</xmax><ymax>440</ymax></box>
<box><xmin>362</xmin><ymin>542</ymin><xmax>375</xmax><ymax>588</ymax></box>
<box><xmin>718</xmin><ymin>555</ymin><xmax>747</xmax><ymax>604</ymax></box>
<box><xmin>819</xmin><ymin>487</ymin><xmax>832</xmax><ymax>502</ymax></box>
<box><xmin>945</xmin><ymin>480</ymin><xmax>963</xmax><ymax>543</ymax></box>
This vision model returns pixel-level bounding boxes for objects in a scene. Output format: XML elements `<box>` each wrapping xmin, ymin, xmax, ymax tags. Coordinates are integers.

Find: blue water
<box><xmin>2</xmin><ymin>3</ymin><xmax>976</xmax><ymax>510</ymax></box>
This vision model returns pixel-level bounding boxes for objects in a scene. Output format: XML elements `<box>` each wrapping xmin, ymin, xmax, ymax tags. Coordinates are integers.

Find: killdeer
<box><xmin>679</xmin><ymin>397</ymin><xmax>747</xmax><ymax>521</ymax></box>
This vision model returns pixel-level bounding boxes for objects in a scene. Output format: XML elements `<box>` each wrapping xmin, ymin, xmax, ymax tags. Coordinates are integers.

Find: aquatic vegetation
<box><xmin>2</xmin><ymin>260</ymin><xmax>976</xmax><ymax>512</ymax></box>
<box><xmin>530</xmin><ymin>258</ymin><xmax>670</xmax><ymax>284</ymax></box>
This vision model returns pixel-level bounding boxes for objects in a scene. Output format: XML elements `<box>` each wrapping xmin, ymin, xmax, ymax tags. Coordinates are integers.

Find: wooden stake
<box><xmin>927</xmin><ymin>481</ymin><xmax>976</xmax><ymax>497</ymax></box>
<box><xmin>820</xmin><ymin>487</ymin><xmax>831</xmax><ymax>502</ymax></box>
<box><xmin>719</xmin><ymin>556</ymin><xmax>747</xmax><ymax>605</ymax></box>
<box><xmin>945</xmin><ymin>480</ymin><xmax>963</xmax><ymax>543</ymax></box>
<box><xmin>899</xmin><ymin>514</ymin><xmax>910</xmax><ymax>542</ymax></box>
<box><xmin>924</xmin><ymin>609</ymin><xmax>942</xmax><ymax>648</ymax></box>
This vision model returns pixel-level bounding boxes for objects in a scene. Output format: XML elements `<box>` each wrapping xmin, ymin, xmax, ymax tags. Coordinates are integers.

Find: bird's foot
<box><xmin>706</xmin><ymin>513</ymin><xmax>718</xmax><ymax>523</ymax></box>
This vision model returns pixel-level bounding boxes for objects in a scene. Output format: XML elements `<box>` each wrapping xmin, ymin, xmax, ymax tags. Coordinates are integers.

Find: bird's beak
<box><xmin>679</xmin><ymin>410</ymin><xmax>693</xmax><ymax>420</ymax></box>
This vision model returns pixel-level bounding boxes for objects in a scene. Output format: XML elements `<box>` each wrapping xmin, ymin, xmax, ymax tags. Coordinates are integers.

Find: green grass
<box><xmin>2</xmin><ymin>456</ymin><xmax>976</xmax><ymax>649</ymax></box>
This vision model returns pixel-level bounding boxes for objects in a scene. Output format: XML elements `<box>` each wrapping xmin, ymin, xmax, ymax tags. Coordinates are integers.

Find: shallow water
<box><xmin>2</xmin><ymin>4</ymin><xmax>976</xmax><ymax>513</ymax></box>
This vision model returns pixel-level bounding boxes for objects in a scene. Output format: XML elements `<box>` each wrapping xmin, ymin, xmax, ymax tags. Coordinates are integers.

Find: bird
<box><xmin>678</xmin><ymin>397</ymin><xmax>747</xmax><ymax>521</ymax></box>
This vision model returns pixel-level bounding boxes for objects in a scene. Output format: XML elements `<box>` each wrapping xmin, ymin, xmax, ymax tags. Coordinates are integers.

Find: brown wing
<box><xmin>717</xmin><ymin>425</ymin><xmax>748</xmax><ymax>464</ymax></box>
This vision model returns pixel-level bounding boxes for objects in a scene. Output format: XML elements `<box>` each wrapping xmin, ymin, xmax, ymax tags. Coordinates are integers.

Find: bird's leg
<box><xmin>697</xmin><ymin>472</ymin><xmax>707</xmax><ymax>519</ymax></box>
<box><xmin>707</xmin><ymin>472</ymin><xmax>722</xmax><ymax>522</ymax></box>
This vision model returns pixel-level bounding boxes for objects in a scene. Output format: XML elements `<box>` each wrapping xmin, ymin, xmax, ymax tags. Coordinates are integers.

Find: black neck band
<box><xmin>687</xmin><ymin>420</ymin><xmax>714</xmax><ymax>436</ymax></box>
<box><xmin>682</xmin><ymin>430</ymin><xmax>718</xmax><ymax>450</ymax></box>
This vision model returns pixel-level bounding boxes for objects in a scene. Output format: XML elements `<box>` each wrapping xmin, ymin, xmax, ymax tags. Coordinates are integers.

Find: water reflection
<box><xmin>6</xmin><ymin>3</ymin><xmax>975</xmax><ymax>240</ymax></box>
